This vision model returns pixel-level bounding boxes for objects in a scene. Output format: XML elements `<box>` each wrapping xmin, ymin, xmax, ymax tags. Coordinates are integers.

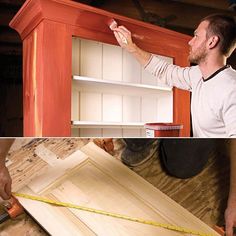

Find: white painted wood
<box><xmin>80</xmin><ymin>92</ymin><xmax>102</xmax><ymax>121</ymax></box>
<box><xmin>102</xmin><ymin>128</ymin><xmax>122</xmax><ymax>137</ymax></box>
<box><xmin>16</xmin><ymin>143</ymin><xmax>220</xmax><ymax>236</ymax></box>
<box><xmin>122</xmin><ymin>128</ymin><xmax>142</xmax><ymax>137</ymax></box>
<box><xmin>102</xmin><ymin>43</ymin><xmax>122</xmax><ymax>81</ymax></box>
<box><xmin>79</xmin><ymin>128</ymin><xmax>102</xmax><ymax>137</ymax></box>
<box><xmin>72</xmin><ymin>76</ymin><xmax>172</xmax><ymax>96</ymax></box>
<box><xmin>72</xmin><ymin>37</ymin><xmax>80</xmax><ymax>75</ymax></box>
<box><xmin>103</xmin><ymin>94</ymin><xmax>122</xmax><ymax>122</ymax></box>
<box><xmin>80</xmin><ymin>39</ymin><xmax>102</xmax><ymax>79</ymax></box>
<box><xmin>71</xmin><ymin>38</ymin><xmax>175</xmax><ymax>136</ymax></box>
<box><xmin>73</xmin><ymin>76</ymin><xmax>172</xmax><ymax>93</ymax></box>
<box><xmin>71</xmin><ymin>88</ymin><xmax>79</xmax><ymax>120</ymax></box>
<box><xmin>141</xmin><ymin>97</ymin><xmax>158</xmax><ymax>122</ymax></box>
<box><xmin>156</xmin><ymin>93</ymin><xmax>173</xmax><ymax>122</ymax></box>
<box><xmin>71</xmin><ymin>121</ymin><xmax>144</xmax><ymax>128</ymax></box>
<box><xmin>71</xmin><ymin>128</ymin><xmax>79</xmax><ymax>137</ymax></box>
<box><xmin>122</xmin><ymin>50</ymin><xmax>141</xmax><ymax>84</ymax></box>
<box><xmin>123</xmin><ymin>96</ymin><xmax>140</xmax><ymax>122</ymax></box>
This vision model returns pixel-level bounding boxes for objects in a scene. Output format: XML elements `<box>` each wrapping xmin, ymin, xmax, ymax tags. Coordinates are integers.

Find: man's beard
<box><xmin>189</xmin><ymin>43</ymin><xmax>207</xmax><ymax>64</ymax></box>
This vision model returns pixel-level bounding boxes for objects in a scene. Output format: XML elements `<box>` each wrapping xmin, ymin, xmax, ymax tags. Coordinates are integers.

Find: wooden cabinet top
<box><xmin>10</xmin><ymin>0</ymin><xmax>191</xmax><ymax>58</ymax></box>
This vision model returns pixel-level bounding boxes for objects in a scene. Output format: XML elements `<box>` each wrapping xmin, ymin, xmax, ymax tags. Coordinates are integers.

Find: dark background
<box><xmin>1</xmin><ymin>0</ymin><xmax>236</xmax><ymax>136</ymax></box>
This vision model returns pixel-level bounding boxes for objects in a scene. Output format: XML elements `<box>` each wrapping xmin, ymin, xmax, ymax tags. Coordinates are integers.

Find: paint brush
<box><xmin>108</xmin><ymin>19</ymin><xmax>128</xmax><ymax>44</ymax></box>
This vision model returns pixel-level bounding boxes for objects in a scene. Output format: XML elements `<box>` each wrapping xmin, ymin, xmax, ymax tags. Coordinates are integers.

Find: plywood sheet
<box><xmin>15</xmin><ymin>142</ymin><xmax>219</xmax><ymax>236</ymax></box>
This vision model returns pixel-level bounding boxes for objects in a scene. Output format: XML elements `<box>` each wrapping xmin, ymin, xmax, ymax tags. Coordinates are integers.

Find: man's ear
<box><xmin>208</xmin><ymin>35</ymin><xmax>220</xmax><ymax>49</ymax></box>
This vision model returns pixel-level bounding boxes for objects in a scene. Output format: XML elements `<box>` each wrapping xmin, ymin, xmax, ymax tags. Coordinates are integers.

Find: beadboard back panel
<box><xmin>72</xmin><ymin>37</ymin><xmax>173</xmax><ymax>137</ymax></box>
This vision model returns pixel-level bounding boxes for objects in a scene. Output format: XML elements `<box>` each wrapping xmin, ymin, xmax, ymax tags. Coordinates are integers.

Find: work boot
<box><xmin>121</xmin><ymin>139</ymin><xmax>159</xmax><ymax>167</ymax></box>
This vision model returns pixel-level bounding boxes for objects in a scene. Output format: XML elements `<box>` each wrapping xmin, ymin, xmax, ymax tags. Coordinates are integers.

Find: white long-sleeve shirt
<box><xmin>144</xmin><ymin>55</ymin><xmax>236</xmax><ymax>137</ymax></box>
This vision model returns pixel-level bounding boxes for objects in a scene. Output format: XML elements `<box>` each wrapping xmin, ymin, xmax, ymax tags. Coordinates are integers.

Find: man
<box><xmin>111</xmin><ymin>14</ymin><xmax>236</xmax><ymax>236</ymax></box>
<box><xmin>112</xmin><ymin>14</ymin><xmax>236</xmax><ymax>137</ymax></box>
<box><xmin>0</xmin><ymin>139</ymin><xmax>14</xmax><ymax>200</ymax></box>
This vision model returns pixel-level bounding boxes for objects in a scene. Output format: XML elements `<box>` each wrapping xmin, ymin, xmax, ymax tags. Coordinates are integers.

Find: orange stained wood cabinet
<box><xmin>10</xmin><ymin>0</ymin><xmax>191</xmax><ymax>137</ymax></box>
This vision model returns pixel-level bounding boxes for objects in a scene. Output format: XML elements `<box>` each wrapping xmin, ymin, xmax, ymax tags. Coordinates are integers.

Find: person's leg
<box><xmin>159</xmin><ymin>139</ymin><xmax>216</xmax><ymax>179</ymax></box>
<box><xmin>121</xmin><ymin>138</ymin><xmax>158</xmax><ymax>167</ymax></box>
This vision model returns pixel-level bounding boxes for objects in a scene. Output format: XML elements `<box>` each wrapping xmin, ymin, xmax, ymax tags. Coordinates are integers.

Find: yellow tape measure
<box><xmin>13</xmin><ymin>192</ymin><xmax>214</xmax><ymax>236</ymax></box>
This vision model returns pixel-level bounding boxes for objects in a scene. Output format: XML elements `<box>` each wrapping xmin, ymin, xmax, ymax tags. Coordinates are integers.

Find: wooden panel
<box><xmin>157</xmin><ymin>94</ymin><xmax>173</xmax><ymax>122</ymax></box>
<box><xmin>23</xmin><ymin>20</ymin><xmax>72</xmax><ymax>136</ymax></box>
<box><xmin>102</xmin><ymin>44</ymin><xmax>122</xmax><ymax>81</ymax></box>
<box><xmin>123</xmin><ymin>50</ymin><xmax>141</xmax><ymax>83</ymax></box>
<box><xmin>78</xmin><ymin>128</ymin><xmax>102</xmax><ymax>138</ymax></box>
<box><xmin>80</xmin><ymin>92</ymin><xmax>102</xmax><ymax>121</ymax></box>
<box><xmin>80</xmin><ymin>39</ymin><xmax>102</xmax><ymax>78</ymax></box>
<box><xmin>71</xmin><ymin>88</ymin><xmax>79</xmax><ymax>121</ymax></box>
<box><xmin>72</xmin><ymin>38</ymin><xmax>174</xmax><ymax>136</ymax></box>
<box><xmin>141</xmin><ymin>97</ymin><xmax>157</xmax><ymax>122</ymax></box>
<box><xmin>102</xmin><ymin>128</ymin><xmax>122</xmax><ymax>137</ymax></box>
<box><xmin>122</xmin><ymin>128</ymin><xmax>142</xmax><ymax>137</ymax></box>
<box><xmin>103</xmin><ymin>94</ymin><xmax>122</xmax><ymax>122</ymax></box>
<box><xmin>15</xmin><ymin>142</ymin><xmax>219</xmax><ymax>236</ymax></box>
<box><xmin>122</xmin><ymin>96</ymin><xmax>141</xmax><ymax>122</ymax></box>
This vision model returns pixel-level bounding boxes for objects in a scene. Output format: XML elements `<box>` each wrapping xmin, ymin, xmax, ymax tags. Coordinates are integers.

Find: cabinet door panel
<box><xmin>16</xmin><ymin>143</ymin><xmax>219</xmax><ymax>236</ymax></box>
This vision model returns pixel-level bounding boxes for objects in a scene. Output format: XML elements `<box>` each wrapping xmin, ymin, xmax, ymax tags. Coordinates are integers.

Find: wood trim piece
<box><xmin>23</xmin><ymin>20</ymin><xmax>72</xmax><ymax>136</ymax></box>
<box><xmin>15</xmin><ymin>142</ymin><xmax>219</xmax><ymax>235</ymax></box>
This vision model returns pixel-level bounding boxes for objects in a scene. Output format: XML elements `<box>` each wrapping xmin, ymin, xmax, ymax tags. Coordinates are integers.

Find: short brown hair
<box><xmin>201</xmin><ymin>14</ymin><xmax>236</xmax><ymax>57</ymax></box>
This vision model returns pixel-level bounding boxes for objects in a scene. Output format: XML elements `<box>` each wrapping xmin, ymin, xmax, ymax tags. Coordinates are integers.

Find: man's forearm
<box><xmin>0</xmin><ymin>139</ymin><xmax>14</xmax><ymax>166</ymax></box>
<box><xmin>129</xmin><ymin>43</ymin><xmax>152</xmax><ymax>66</ymax></box>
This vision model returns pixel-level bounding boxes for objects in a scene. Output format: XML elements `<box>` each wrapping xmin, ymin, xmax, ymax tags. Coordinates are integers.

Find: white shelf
<box><xmin>71</xmin><ymin>121</ymin><xmax>145</xmax><ymax>129</ymax></box>
<box><xmin>72</xmin><ymin>76</ymin><xmax>172</xmax><ymax>96</ymax></box>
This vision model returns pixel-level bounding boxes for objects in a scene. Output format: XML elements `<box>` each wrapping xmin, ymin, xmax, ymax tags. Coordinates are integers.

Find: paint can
<box><xmin>144</xmin><ymin>123</ymin><xmax>183</xmax><ymax>137</ymax></box>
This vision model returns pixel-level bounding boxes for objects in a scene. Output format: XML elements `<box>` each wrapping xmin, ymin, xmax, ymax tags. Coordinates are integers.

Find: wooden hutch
<box><xmin>10</xmin><ymin>0</ymin><xmax>191</xmax><ymax>137</ymax></box>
